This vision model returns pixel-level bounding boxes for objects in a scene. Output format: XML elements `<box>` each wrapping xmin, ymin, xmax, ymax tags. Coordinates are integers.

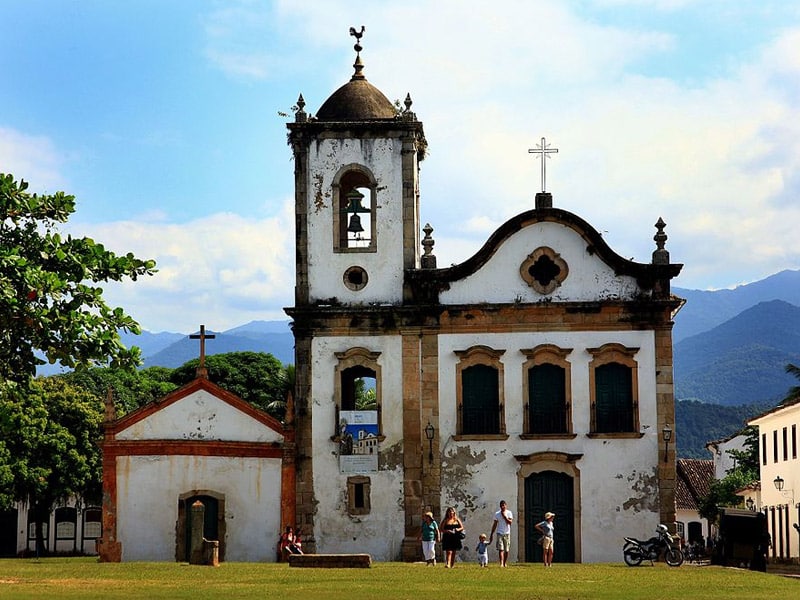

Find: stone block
<box><xmin>288</xmin><ymin>553</ymin><xmax>371</xmax><ymax>568</ymax></box>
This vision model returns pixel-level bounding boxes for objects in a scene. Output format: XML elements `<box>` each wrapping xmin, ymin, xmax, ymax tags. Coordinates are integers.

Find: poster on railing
<box><xmin>338</xmin><ymin>410</ymin><xmax>378</xmax><ymax>473</ymax></box>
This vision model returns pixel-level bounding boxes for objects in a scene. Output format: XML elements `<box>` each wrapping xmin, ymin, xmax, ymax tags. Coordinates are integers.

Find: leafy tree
<box><xmin>0</xmin><ymin>377</ymin><xmax>104</xmax><ymax>554</ymax></box>
<box><xmin>725</xmin><ymin>425</ymin><xmax>759</xmax><ymax>479</ymax></box>
<box><xmin>697</xmin><ymin>427</ymin><xmax>760</xmax><ymax>524</ymax></box>
<box><xmin>355</xmin><ymin>381</ymin><xmax>377</xmax><ymax>410</ymax></box>
<box><xmin>697</xmin><ymin>469</ymin><xmax>755</xmax><ymax>524</ymax></box>
<box><xmin>0</xmin><ymin>440</ymin><xmax>12</xmax><ymax>509</ymax></box>
<box><xmin>170</xmin><ymin>352</ymin><xmax>291</xmax><ymax>420</ymax></box>
<box><xmin>63</xmin><ymin>365</ymin><xmax>177</xmax><ymax>417</ymax></box>
<box><xmin>782</xmin><ymin>363</ymin><xmax>800</xmax><ymax>405</ymax></box>
<box><xmin>0</xmin><ymin>173</ymin><xmax>156</xmax><ymax>387</ymax></box>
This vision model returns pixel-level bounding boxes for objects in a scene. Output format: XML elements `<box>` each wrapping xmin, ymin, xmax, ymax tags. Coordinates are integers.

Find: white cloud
<box><xmin>0</xmin><ymin>127</ymin><xmax>68</xmax><ymax>192</ymax></box>
<box><xmin>7</xmin><ymin>1</ymin><xmax>800</xmax><ymax>336</ymax></box>
<box><xmin>67</xmin><ymin>203</ymin><xmax>295</xmax><ymax>333</ymax></box>
<box><xmin>267</xmin><ymin>2</ymin><xmax>800</xmax><ymax>290</ymax></box>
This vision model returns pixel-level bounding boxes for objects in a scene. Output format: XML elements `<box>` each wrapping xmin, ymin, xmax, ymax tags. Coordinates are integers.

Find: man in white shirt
<box><xmin>489</xmin><ymin>500</ymin><xmax>513</xmax><ymax>567</ymax></box>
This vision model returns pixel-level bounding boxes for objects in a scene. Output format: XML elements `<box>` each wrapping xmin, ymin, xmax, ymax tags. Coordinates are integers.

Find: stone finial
<box><xmin>401</xmin><ymin>92</ymin><xmax>417</xmax><ymax>121</ymax></box>
<box><xmin>421</xmin><ymin>223</ymin><xmax>437</xmax><ymax>269</ymax></box>
<box><xmin>295</xmin><ymin>94</ymin><xmax>308</xmax><ymax>123</ymax></box>
<box><xmin>652</xmin><ymin>217</ymin><xmax>670</xmax><ymax>264</ymax></box>
<box><xmin>104</xmin><ymin>387</ymin><xmax>117</xmax><ymax>424</ymax></box>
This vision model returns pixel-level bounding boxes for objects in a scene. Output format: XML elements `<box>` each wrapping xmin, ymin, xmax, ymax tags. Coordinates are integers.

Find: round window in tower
<box><xmin>343</xmin><ymin>266</ymin><xmax>369</xmax><ymax>291</ymax></box>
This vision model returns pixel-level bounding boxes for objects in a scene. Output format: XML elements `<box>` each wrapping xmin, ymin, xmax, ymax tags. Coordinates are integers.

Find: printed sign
<box><xmin>339</xmin><ymin>410</ymin><xmax>379</xmax><ymax>473</ymax></box>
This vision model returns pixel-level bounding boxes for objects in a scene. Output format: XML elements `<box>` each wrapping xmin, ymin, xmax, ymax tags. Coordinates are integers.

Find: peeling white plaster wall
<box><xmin>115</xmin><ymin>390</ymin><xmax>282</xmax><ymax>443</ymax></box>
<box><xmin>305</xmin><ymin>138</ymin><xmax>405</xmax><ymax>304</ymax></box>
<box><xmin>116</xmin><ymin>455</ymin><xmax>282</xmax><ymax>562</ymax></box>
<box><xmin>310</xmin><ymin>335</ymin><xmax>406</xmax><ymax>560</ymax></box>
<box><xmin>440</xmin><ymin>222</ymin><xmax>642</xmax><ymax>305</ymax></box>
<box><xmin>437</xmin><ymin>329</ymin><xmax>660</xmax><ymax>563</ymax></box>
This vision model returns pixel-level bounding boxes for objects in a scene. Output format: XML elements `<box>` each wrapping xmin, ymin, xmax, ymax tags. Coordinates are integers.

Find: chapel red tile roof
<box><xmin>676</xmin><ymin>458</ymin><xmax>714</xmax><ymax>510</ymax></box>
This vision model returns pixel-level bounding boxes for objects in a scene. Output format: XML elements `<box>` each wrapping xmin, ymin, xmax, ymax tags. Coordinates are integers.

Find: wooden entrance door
<box><xmin>525</xmin><ymin>471</ymin><xmax>575</xmax><ymax>562</ymax></box>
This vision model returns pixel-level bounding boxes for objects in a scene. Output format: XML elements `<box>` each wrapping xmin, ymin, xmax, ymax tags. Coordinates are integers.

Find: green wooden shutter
<box><xmin>595</xmin><ymin>362</ymin><xmax>633</xmax><ymax>432</ymax></box>
<box><xmin>528</xmin><ymin>364</ymin><xmax>567</xmax><ymax>433</ymax></box>
<box><xmin>462</xmin><ymin>365</ymin><xmax>499</xmax><ymax>434</ymax></box>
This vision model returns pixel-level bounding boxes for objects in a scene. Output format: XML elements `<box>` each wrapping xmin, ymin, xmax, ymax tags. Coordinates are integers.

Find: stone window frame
<box><xmin>332</xmin><ymin>163</ymin><xmax>378</xmax><ymax>254</ymax></box>
<box><xmin>519</xmin><ymin>344</ymin><xmax>576</xmax><ymax>439</ymax></box>
<box><xmin>586</xmin><ymin>343</ymin><xmax>642</xmax><ymax>438</ymax></box>
<box><xmin>519</xmin><ymin>246</ymin><xmax>569</xmax><ymax>295</ymax></box>
<box><xmin>347</xmin><ymin>475</ymin><xmax>371</xmax><ymax>515</ymax></box>
<box><xmin>342</xmin><ymin>265</ymin><xmax>369</xmax><ymax>291</ymax></box>
<box><xmin>333</xmin><ymin>347</ymin><xmax>384</xmax><ymax>441</ymax></box>
<box><xmin>453</xmin><ymin>345</ymin><xmax>508</xmax><ymax>440</ymax></box>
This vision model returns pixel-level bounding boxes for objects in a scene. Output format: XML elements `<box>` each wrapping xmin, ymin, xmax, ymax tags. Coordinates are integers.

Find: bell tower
<box><xmin>286</xmin><ymin>29</ymin><xmax>426</xmax><ymax>307</ymax></box>
<box><xmin>285</xmin><ymin>28</ymin><xmax>427</xmax><ymax>554</ymax></box>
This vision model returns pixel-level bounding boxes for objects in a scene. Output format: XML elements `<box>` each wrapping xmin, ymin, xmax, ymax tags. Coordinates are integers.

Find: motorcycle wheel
<box><xmin>624</xmin><ymin>549</ymin><xmax>643</xmax><ymax>567</ymax></box>
<box><xmin>665</xmin><ymin>547</ymin><xmax>684</xmax><ymax>567</ymax></box>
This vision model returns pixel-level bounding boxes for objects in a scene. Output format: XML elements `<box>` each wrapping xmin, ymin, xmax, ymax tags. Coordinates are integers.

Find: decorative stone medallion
<box><xmin>520</xmin><ymin>247</ymin><xmax>568</xmax><ymax>294</ymax></box>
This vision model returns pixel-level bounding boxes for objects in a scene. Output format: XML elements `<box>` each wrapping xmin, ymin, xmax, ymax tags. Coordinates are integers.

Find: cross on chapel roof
<box><xmin>189</xmin><ymin>324</ymin><xmax>216</xmax><ymax>379</ymax></box>
<box><xmin>528</xmin><ymin>136</ymin><xmax>559</xmax><ymax>193</ymax></box>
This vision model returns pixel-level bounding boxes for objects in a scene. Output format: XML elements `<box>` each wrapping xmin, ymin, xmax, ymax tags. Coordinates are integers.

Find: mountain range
<box><xmin>131</xmin><ymin>320</ymin><xmax>295</xmax><ymax>368</ymax></box>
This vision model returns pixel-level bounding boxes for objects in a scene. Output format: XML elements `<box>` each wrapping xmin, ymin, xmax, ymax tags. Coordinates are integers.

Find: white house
<box><xmin>0</xmin><ymin>499</ymin><xmax>101</xmax><ymax>558</ymax></box>
<box><xmin>284</xmin><ymin>34</ymin><xmax>683</xmax><ymax>563</ymax></box>
<box><xmin>707</xmin><ymin>432</ymin><xmax>748</xmax><ymax>480</ymax></box>
<box><xmin>675</xmin><ymin>458</ymin><xmax>713</xmax><ymax>548</ymax></box>
<box><xmin>748</xmin><ymin>398</ymin><xmax>800</xmax><ymax>562</ymax></box>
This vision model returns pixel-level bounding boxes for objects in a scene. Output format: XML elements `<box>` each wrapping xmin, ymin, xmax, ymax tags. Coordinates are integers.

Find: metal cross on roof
<box><xmin>528</xmin><ymin>137</ymin><xmax>559</xmax><ymax>193</ymax></box>
<box><xmin>189</xmin><ymin>324</ymin><xmax>216</xmax><ymax>377</ymax></box>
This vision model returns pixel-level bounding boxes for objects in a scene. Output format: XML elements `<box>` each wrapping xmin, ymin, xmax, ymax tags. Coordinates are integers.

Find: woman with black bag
<box><xmin>441</xmin><ymin>506</ymin><xmax>465</xmax><ymax>568</ymax></box>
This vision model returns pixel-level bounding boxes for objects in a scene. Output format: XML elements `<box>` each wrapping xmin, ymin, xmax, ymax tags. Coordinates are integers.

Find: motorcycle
<box><xmin>623</xmin><ymin>524</ymin><xmax>684</xmax><ymax>567</ymax></box>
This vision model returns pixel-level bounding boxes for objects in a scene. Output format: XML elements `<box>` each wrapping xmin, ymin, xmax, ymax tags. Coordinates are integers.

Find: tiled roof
<box><xmin>676</xmin><ymin>458</ymin><xmax>714</xmax><ymax>510</ymax></box>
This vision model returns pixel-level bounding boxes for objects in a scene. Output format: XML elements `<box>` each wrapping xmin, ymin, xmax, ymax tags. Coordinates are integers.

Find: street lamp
<box><xmin>774</xmin><ymin>475</ymin><xmax>795</xmax><ymax>504</ymax></box>
<box><xmin>746</xmin><ymin>497</ymin><xmax>755</xmax><ymax>511</ymax></box>
<box><xmin>662</xmin><ymin>424</ymin><xmax>673</xmax><ymax>463</ymax></box>
<box><xmin>424</xmin><ymin>421</ymin><xmax>435</xmax><ymax>464</ymax></box>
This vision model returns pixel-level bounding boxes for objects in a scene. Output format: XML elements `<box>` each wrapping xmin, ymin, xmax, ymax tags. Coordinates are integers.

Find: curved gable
<box><xmin>409</xmin><ymin>208</ymin><xmax>681</xmax><ymax>305</ymax></box>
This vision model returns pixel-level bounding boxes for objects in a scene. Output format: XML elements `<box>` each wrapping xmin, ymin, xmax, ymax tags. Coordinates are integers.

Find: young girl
<box><xmin>475</xmin><ymin>533</ymin><xmax>490</xmax><ymax>567</ymax></box>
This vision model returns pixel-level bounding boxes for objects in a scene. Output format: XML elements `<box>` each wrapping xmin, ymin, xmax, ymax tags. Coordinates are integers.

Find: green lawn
<box><xmin>0</xmin><ymin>558</ymin><xmax>796</xmax><ymax>600</ymax></box>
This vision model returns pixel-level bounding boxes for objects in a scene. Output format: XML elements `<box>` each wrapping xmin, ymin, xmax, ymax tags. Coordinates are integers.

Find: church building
<box><xmin>285</xmin><ymin>32</ymin><xmax>683</xmax><ymax>563</ymax></box>
<box><xmin>97</xmin><ymin>356</ymin><xmax>293</xmax><ymax>562</ymax></box>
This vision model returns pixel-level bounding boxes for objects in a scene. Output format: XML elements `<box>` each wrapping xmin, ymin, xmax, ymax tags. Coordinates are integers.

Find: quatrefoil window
<box><xmin>520</xmin><ymin>247</ymin><xmax>568</xmax><ymax>294</ymax></box>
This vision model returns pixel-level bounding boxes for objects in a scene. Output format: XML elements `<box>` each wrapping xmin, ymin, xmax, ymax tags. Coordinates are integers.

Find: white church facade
<box><xmin>285</xmin><ymin>33</ymin><xmax>683</xmax><ymax>563</ymax></box>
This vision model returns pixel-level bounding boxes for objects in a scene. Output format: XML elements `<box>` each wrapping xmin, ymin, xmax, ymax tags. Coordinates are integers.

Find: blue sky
<box><xmin>2</xmin><ymin>0</ymin><xmax>799</xmax><ymax>333</ymax></box>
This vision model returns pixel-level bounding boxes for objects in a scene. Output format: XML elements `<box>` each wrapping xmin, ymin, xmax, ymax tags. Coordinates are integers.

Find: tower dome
<box><xmin>316</xmin><ymin>78</ymin><xmax>395</xmax><ymax>121</ymax></box>
<box><xmin>315</xmin><ymin>26</ymin><xmax>395</xmax><ymax>121</ymax></box>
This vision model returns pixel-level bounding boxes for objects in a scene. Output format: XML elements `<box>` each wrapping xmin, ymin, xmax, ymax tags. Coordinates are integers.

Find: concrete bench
<box><xmin>288</xmin><ymin>553</ymin><xmax>372</xmax><ymax>568</ymax></box>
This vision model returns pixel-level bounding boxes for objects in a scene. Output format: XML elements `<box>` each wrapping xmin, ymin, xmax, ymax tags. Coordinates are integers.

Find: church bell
<box><xmin>344</xmin><ymin>189</ymin><xmax>369</xmax><ymax>235</ymax></box>
<box><xmin>347</xmin><ymin>213</ymin><xmax>364</xmax><ymax>233</ymax></box>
